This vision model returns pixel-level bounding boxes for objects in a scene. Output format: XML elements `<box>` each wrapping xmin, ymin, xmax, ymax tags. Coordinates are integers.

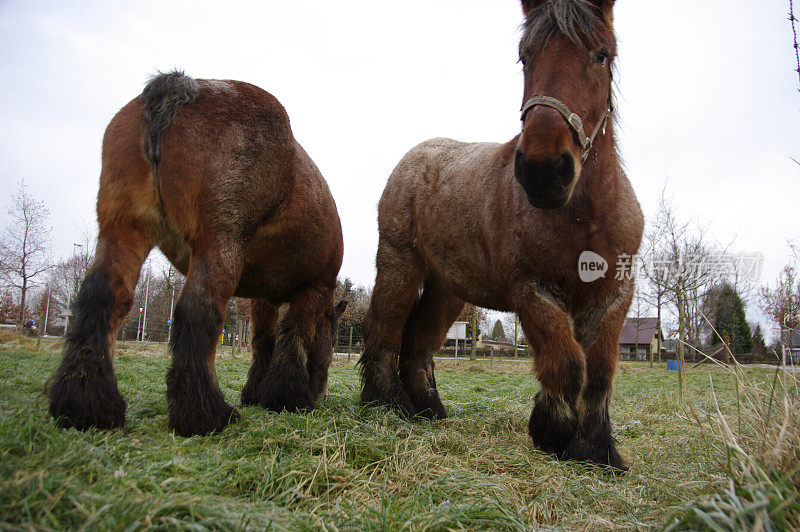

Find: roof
<box><xmin>781</xmin><ymin>327</ymin><xmax>800</xmax><ymax>348</ymax></box>
<box><xmin>619</xmin><ymin>317</ymin><xmax>660</xmax><ymax>346</ymax></box>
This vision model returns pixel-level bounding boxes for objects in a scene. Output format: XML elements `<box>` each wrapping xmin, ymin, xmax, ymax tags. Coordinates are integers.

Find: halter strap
<box><xmin>520</xmin><ymin>95</ymin><xmax>612</xmax><ymax>162</ymax></box>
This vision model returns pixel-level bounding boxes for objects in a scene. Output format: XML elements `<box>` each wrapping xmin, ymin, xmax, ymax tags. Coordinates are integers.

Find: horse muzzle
<box><xmin>514</xmin><ymin>95</ymin><xmax>612</xmax><ymax>209</ymax></box>
<box><xmin>514</xmin><ymin>149</ymin><xmax>577</xmax><ymax>209</ymax></box>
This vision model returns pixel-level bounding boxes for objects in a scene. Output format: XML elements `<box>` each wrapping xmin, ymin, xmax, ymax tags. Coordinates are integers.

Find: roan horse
<box><xmin>47</xmin><ymin>71</ymin><xmax>347</xmax><ymax>437</ymax></box>
<box><xmin>360</xmin><ymin>0</ymin><xmax>642</xmax><ymax>471</ymax></box>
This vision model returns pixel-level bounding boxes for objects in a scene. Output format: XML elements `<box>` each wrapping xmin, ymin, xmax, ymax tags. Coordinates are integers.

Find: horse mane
<box><xmin>520</xmin><ymin>0</ymin><xmax>612</xmax><ymax>59</ymax></box>
<box><xmin>141</xmin><ymin>70</ymin><xmax>199</xmax><ymax>177</ymax></box>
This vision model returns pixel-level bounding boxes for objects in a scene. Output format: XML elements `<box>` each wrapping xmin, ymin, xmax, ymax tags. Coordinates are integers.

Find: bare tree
<box><xmin>0</xmin><ymin>180</ymin><xmax>53</xmax><ymax>324</ymax></box>
<box><xmin>761</xmin><ymin>264</ymin><xmax>800</xmax><ymax>331</ymax></box>
<box><xmin>629</xmin><ymin>281</ymin><xmax>647</xmax><ymax>363</ymax></box>
<box><xmin>790</xmin><ymin>0</ymin><xmax>800</xmax><ymax>92</ymax></box>
<box><xmin>47</xmin><ymin>226</ymin><xmax>95</xmax><ymax>328</ymax></box>
<box><xmin>640</xmin><ymin>188</ymin><xmax>720</xmax><ymax>374</ymax></box>
<box><xmin>639</xmin><ymin>188</ymin><xmax>674</xmax><ymax>362</ymax></box>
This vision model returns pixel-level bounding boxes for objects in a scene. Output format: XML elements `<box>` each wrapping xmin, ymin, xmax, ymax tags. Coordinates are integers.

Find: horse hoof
<box><xmin>260</xmin><ymin>391</ymin><xmax>315</xmax><ymax>413</ymax></box>
<box><xmin>241</xmin><ymin>385</ymin><xmax>261</xmax><ymax>407</ymax></box>
<box><xmin>410</xmin><ymin>392</ymin><xmax>448</xmax><ymax>421</ymax></box>
<box><xmin>361</xmin><ymin>386</ymin><xmax>418</xmax><ymax>419</ymax></box>
<box><xmin>169</xmin><ymin>400</ymin><xmax>239</xmax><ymax>437</ymax></box>
<box><xmin>47</xmin><ymin>373</ymin><xmax>127</xmax><ymax>431</ymax></box>
<box><xmin>528</xmin><ymin>392</ymin><xmax>577</xmax><ymax>455</ymax></box>
<box><xmin>562</xmin><ymin>433</ymin><xmax>629</xmax><ymax>474</ymax></box>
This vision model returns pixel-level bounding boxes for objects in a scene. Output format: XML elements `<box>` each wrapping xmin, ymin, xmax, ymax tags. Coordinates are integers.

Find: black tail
<box><xmin>141</xmin><ymin>70</ymin><xmax>199</xmax><ymax>183</ymax></box>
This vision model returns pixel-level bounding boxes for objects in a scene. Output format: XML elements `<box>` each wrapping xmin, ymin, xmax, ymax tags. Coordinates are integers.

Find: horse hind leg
<box><xmin>166</xmin><ymin>240</ymin><xmax>242</xmax><ymax>436</ymax></box>
<box><xmin>360</xmin><ymin>240</ymin><xmax>425</xmax><ymax>418</ymax></box>
<box><xmin>47</xmin><ymin>228</ymin><xmax>153</xmax><ymax>430</ymax></box>
<box><xmin>398</xmin><ymin>278</ymin><xmax>463</xmax><ymax>420</ymax></box>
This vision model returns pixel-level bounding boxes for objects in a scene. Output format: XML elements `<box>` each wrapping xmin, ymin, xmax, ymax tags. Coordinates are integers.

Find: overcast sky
<box><xmin>1</xmin><ymin>1</ymin><xmax>798</xmax><ymax>331</ymax></box>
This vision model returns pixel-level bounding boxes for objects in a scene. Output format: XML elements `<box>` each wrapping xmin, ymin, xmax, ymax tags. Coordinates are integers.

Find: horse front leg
<box><xmin>257</xmin><ymin>287</ymin><xmax>328</xmax><ymax>413</ymax></box>
<box><xmin>517</xmin><ymin>284</ymin><xmax>586</xmax><ymax>458</ymax></box>
<box><xmin>566</xmin><ymin>282</ymin><xmax>634</xmax><ymax>473</ymax></box>
<box><xmin>241</xmin><ymin>299</ymin><xmax>279</xmax><ymax>406</ymax></box>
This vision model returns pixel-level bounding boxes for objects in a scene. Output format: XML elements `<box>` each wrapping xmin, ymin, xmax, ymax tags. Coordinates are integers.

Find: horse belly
<box><xmin>234</xmin><ymin>222</ymin><xmax>331</xmax><ymax>301</ymax></box>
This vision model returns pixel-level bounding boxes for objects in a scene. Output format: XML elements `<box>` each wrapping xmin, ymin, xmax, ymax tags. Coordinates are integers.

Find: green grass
<box><xmin>0</xmin><ymin>344</ymin><xmax>791</xmax><ymax>530</ymax></box>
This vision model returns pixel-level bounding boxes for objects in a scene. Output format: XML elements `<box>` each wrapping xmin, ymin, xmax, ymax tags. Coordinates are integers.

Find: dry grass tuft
<box><xmin>666</xmin><ymin>352</ymin><xmax>800</xmax><ymax>530</ymax></box>
<box><xmin>0</xmin><ymin>329</ymin><xmax>36</xmax><ymax>349</ymax></box>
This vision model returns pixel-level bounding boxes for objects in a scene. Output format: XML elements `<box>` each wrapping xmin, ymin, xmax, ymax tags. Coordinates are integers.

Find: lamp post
<box><xmin>141</xmin><ymin>265</ymin><xmax>150</xmax><ymax>342</ymax></box>
<box><xmin>167</xmin><ymin>266</ymin><xmax>175</xmax><ymax>344</ymax></box>
<box><xmin>63</xmin><ymin>243</ymin><xmax>83</xmax><ymax>335</ymax></box>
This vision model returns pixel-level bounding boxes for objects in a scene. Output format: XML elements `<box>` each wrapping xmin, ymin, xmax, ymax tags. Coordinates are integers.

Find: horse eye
<box><xmin>594</xmin><ymin>50</ymin><xmax>609</xmax><ymax>66</ymax></box>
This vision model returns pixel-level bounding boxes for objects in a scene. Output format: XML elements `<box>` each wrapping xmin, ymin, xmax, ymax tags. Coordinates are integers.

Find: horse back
<box><xmin>377</xmin><ymin>138</ymin><xmax>519</xmax><ymax>309</ymax></box>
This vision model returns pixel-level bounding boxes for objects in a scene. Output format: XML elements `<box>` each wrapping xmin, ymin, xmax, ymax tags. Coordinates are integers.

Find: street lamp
<box><xmin>63</xmin><ymin>243</ymin><xmax>83</xmax><ymax>335</ymax></box>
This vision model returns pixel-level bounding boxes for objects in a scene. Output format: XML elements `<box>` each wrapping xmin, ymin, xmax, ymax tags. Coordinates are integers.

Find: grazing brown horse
<box><xmin>360</xmin><ymin>0</ymin><xmax>642</xmax><ymax>471</ymax></box>
<box><xmin>47</xmin><ymin>71</ymin><xmax>346</xmax><ymax>436</ymax></box>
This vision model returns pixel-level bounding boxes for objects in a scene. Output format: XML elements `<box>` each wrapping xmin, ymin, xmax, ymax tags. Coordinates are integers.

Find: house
<box><xmin>618</xmin><ymin>317</ymin><xmax>661</xmax><ymax>361</ymax></box>
<box><xmin>476</xmin><ymin>334</ymin><xmax>515</xmax><ymax>352</ymax></box>
<box><xmin>780</xmin><ymin>327</ymin><xmax>800</xmax><ymax>365</ymax></box>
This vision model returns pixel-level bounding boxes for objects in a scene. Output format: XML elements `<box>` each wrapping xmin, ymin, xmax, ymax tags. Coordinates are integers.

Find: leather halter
<box><xmin>520</xmin><ymin>95</ymin><xmax>613</xmax><ymax>162</ymax></box>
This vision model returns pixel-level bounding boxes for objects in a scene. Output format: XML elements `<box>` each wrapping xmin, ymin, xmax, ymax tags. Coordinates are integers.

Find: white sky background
<box><xmin>1</xmin><ymin>1</ymin><xmax>798</xmax><ymax>333</ymax></box>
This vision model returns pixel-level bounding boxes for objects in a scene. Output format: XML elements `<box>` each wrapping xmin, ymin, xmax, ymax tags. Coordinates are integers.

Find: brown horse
<box><xmin>47</xmin><ymin>71</ymin><xmax>346</xmax><ymax>437</ymax></box>
<box><xmin>360</xmin><ymin>0</ymin><xmax>642</xmax><ymax>472</ymax></box>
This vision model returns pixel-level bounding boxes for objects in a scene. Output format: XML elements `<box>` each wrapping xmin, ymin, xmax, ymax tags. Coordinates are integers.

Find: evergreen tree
<box><xmin>491</xmin><ymin>319</ymin><xmax>506</xmax><ymax>339</ymax></box>
<box><xmin>707</xmin><ymin>282</ymin><xmax>753</xmax><ymax>354</ymax></box>
<box><xmin>751</xmin><ymin>324</ymin><xmax>767</xmax><ymax>356</ymax></box>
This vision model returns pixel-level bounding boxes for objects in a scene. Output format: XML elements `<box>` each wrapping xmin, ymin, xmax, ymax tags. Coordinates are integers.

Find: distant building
<box><xmin>618</xmin><ymin>317</ymin><xmax>661</xmax><ymax>361</ymax></box>
<box><xmin>476</xmin><ymin>334</ymin><xmax>515</xmax><ymax>352</ymax></box>
<box><xmin>780</xmin><ymin>326</ymin><xmax>800</xmax><ymax>365</ymax></box>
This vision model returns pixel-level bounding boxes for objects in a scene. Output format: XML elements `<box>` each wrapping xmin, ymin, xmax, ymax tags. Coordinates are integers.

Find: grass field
<box><xmin>1</xmin><ymin>339</ymin><xmax>798</xmax><ymax>530</ymax></box>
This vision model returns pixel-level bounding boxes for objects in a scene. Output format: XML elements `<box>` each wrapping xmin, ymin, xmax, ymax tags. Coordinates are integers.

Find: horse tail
<box><xmin>140</xmin><ymin>70</ymin><xmax>199</xmax><ymax>209</ymax></box>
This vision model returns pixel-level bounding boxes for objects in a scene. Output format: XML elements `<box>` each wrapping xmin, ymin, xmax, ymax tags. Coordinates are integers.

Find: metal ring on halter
<box><xmin>520</xmin><ymin>95</ymin><xmax>612</xmax><ymax>162</ymax></box>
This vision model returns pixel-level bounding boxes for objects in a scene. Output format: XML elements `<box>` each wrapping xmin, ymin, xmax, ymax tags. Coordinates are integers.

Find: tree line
<box><xmin>632</xmin><ymin>187</ymin><xmax>798</xmax><ymax>363</ymax></box>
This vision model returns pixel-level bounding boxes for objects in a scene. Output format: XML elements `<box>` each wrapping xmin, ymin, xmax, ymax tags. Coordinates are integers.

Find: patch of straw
<box><xmin>667</xmin><ymin>311</ymin><xmax>800</xmax><ymax>530</ymax></box>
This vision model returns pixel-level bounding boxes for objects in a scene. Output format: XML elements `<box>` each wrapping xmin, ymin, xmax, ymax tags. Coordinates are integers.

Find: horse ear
<box><xmin>334</xmin><ymin>300</ymin><xmax>348</xmax><ymax>316</ymax></box>
<box><xmin>590</xmin><ymin>0</ymin><xmax>616</xmax><ymax>20</ymax></box>
<box><xmin>521</xmin><ymin>0</ymin><xmax>544</xmax><ymax>17</ymax></box>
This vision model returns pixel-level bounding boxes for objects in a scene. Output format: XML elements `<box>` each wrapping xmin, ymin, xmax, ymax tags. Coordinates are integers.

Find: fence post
<box><xmin>348</xmin><ymin>326</ymin><xmax>353</xmax><ymax>362</ymax></box>
<box><xmin>230</xmin><ymin>319</ymin><xmax>236</xmax><ymax>357</ymax></box>
<box><xmin>235</xmin><ymin>319</ymin><xmax>243</xmax><ymax>357</ymax></box>
<box><xmin>469</xmin><ymin>307</ymin><xmax>477</xmax><ymax>361</ymax></box>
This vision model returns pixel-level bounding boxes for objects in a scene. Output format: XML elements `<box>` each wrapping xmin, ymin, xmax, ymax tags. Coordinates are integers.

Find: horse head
<box><xmin>514</xmin><ymin>0</ymin><xmax>616</xmax><ymax>209</ymax></box>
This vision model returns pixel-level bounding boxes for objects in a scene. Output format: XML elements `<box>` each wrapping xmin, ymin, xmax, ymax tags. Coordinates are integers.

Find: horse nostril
<box><xmin>553</xmin><ymin>151</ymin><xmax>575</xmax><ymax>187</ymax></box>
<box><xmin>514</xmin><ymin>149</ymin><xmax>526</xmax><ymax>185</ymax></box>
